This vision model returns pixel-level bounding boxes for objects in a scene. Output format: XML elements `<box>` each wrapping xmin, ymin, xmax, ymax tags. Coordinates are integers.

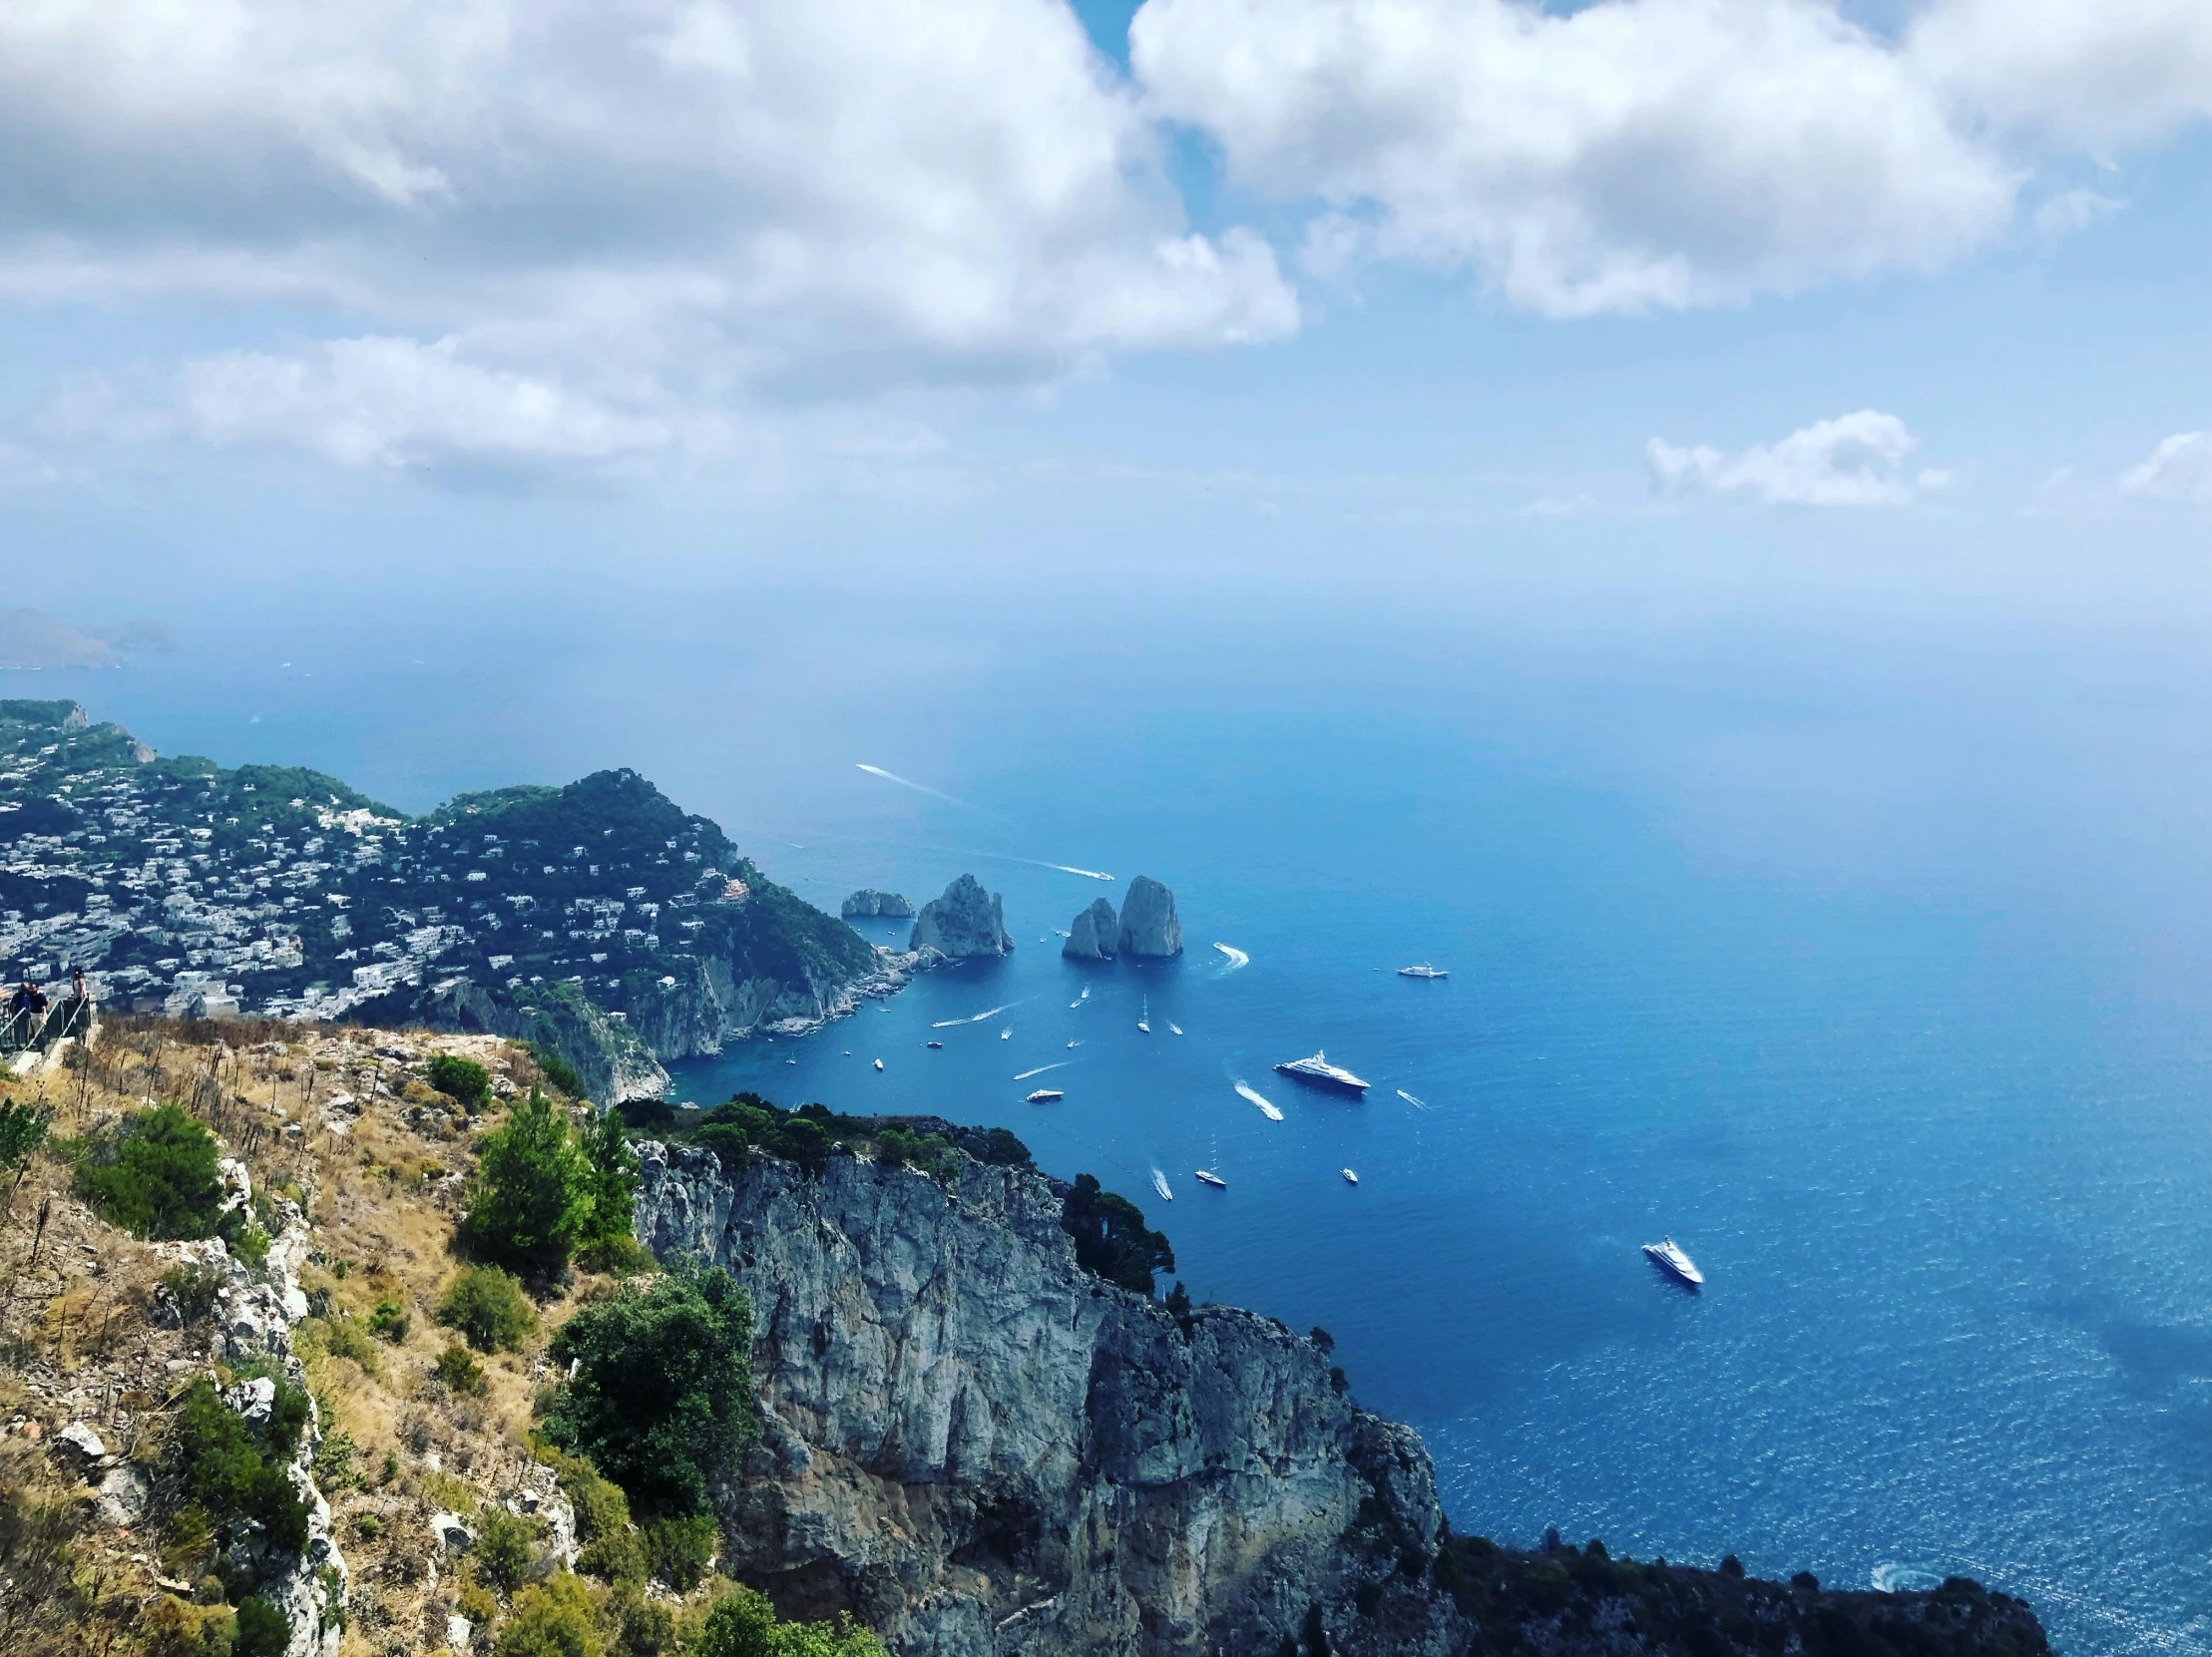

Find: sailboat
<box><xmin>1137</xmin><ymin>995</ymin><xmax>1150</xmax><ymax>1035</ymax></box>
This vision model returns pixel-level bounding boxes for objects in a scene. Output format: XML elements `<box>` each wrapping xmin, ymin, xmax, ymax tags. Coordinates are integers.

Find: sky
<box><xmin>4</xmin><ymin>0</ymin><xmax>2212</xmax><ymax>669</ymax></box>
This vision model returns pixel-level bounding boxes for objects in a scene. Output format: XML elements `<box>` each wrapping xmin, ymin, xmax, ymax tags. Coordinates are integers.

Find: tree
<box><xmin>495</xmin><ymin>1573</ymin><xmax>603</xmax><ymax>1657</ymax></box>
<box><xmin>463</xmin><ymin>1088</ymin><xmax>593</xmax><ymax>1275</ymax></box>
<box><xmin>439</xmin><ymin>1265</ymin><xmax>538</xmax><ymax>1352</ymax></box>
<box><xmin>0</xmin><ymin>1098</ymin><xmax>51</xmax><ymax>1187</ymax></box>
<box><xmin>231</xmin><ymin>1597</ymin><xmax>290</xmax><ymax>1657</ymax></box>
<box><xmin>576</xmin><ymin>1108</ymin><xmax>644</xmax><ymax>1270</ymax></box>
<box><xmin>544</xmin><ymin>1261</ymin><xmax>756</xmax><ymax>1518</ymax></box>
<box><xmin>692</xmin><ymin>1589</ymin><xmax>888</xmax><ymax>1657</ymax></box>
<box><xmin>1059</xmin><ymin>1173</ymin><xmax>1175</xmax><ymax>1295</ymax></box>
<box><xmin>426</xmin><ymin>1054</ymin><xmax>493</xmax><ymax>1112</ymax></box>
<box><xmin>73</xmin><ymin>1105</ymin><xmax>226</xmax><ymax>1241</ymax></box>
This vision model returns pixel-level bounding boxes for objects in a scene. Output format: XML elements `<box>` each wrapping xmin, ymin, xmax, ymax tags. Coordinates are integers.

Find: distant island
<box><xmin>0</xmin><ymin>699</ymin><xmax>901</xmax><ymax>1099</ymax></box>
<box><xmin>0</xmin><ymin>609</ymin><xmax>179</xmax><ymax>670</ymax></box>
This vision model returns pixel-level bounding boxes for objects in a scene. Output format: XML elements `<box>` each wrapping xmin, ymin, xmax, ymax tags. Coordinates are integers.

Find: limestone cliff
<box><xmin>909</xmin><ymin>875</ymin><xmax>1014</xmax><ymax>960</ymax></box>
<box><xmin>1116</xmin><ymin>875</ymin><xmax>1183</xmax><ymax>959</ymax></box>
<box><xmin>634</xmin><ymin>1140</ymin><xmax>1467</xmax><ymax>1657</ymax></box>
<box><xmin>1062</xmin><ymin>897</ymin><xmax>1119</xmax><ymax>960</ymax></box>
<box><xmin>842</xmin><ymin>890</ymin><xmax>917</xmax><ymax>919</ymax></box>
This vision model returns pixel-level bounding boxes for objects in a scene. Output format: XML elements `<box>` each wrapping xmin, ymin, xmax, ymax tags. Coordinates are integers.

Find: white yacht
<box><xmin>1274</xmin><ymin>1049</ymin><xmax>1370</xmax><ymax>1094</ymax></box>
<box><xmin>872</xmin><ymin>1058</ymin><xmax>883</xmax><ymax>1071</ymax></box>
<box><xmin>1026</xmin><ymin>1088</ymin><xmax>1063</xmax><ymax>1103</ymax></box>
<box><xmin>1000</xmin><ymin>1028</ymin><xmax>1011</xmax><ymax>1039</ymax></box>
<box><xmin>1398</xmin><ymin>964</ymin><xmax>1449</xmax><ymax>980</ymax></box>
<box><xmin>1642</xmin><ymin>1236</ymin><xmax>1704</xmax><ymax>1286</ymax></box>
<box><xmin>1340</xmin><ymin>1168</ymin><xmax>1359</xmax><ymax>1186</ymax></box>
<box><xmin>1194</xmin><ymin>1169</ymin><xmax>1226</xmax><ymax>1189</ymax></box>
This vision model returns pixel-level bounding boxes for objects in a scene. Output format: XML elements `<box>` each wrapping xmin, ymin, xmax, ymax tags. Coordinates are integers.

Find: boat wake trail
<box><xmin>1235</xmin><ymin>1081</ymin><xmax>1284</xmax><ymax>1121</ymax></box>
<box><xmin>855</xmin><ymin>763</ymin><xmax>990</xmax><ymax>814</ymax></box>
<box><xmin>931</xmin><ymin>1003</ymin><xmax>1014</xmax><ymax>1029</ymax></box>
<box><xmin>1212</xmin><ymin>942</ymin><xmax>1249</xmax><ymax>971</ymax></box>
<box><xmin>1044</xmin><ymin>863</ymin><xmax>1115</xmax><ymax>881</ymax></box>
<box><xmin>1396</xmin><ymin>1088</ymin><xmax>1428</xmax><ymax>1110</ymax></box>
<box><xmin>1013</xmin><ymin>1061</ymin><xmax>1069</xmax><ymax>1081</ymax></box>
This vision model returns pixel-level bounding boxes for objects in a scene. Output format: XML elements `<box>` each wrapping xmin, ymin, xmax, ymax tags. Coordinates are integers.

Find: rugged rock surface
<box><xmin>1061</xmin><ymin>898</ymin><xmax>1119</xmax><ymax>960</ymax></box>
<box><xmin>842</xmin><ymin>890</ymin><xmax>916</xmax><ymax>919</ymax></box>
<box><xmin>634</xmin><ymin>1140</ymin><xmax>1467</xmax><ymax>1657</ymax></box>
<box><xmin>909</xmin><ymin>875</ymin><xmax>1014</xmax><ymax>960</ymax></box>
<box><xmin>1116</xmin><ymin>874</ymin><xmax>1183</xmax><ymax>958</ymax></box>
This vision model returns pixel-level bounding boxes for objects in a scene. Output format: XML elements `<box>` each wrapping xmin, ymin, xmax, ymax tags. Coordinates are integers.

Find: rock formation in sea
<box><xmin>841</xmin><ymin>889</ymin><xmax>915</xmax><ymax>919</ymax></box>
<box><xmin>1115</xmin><ymin>873</ymin><xmax>1183</xmax><ymax>958</ymax></box>
<box><xmin>1061</xmin><ymin>896</ymin><xmax>1119</xmax><ymax>960</ymax></box>
<box><xmin>908</xmin><ymin>874</ymin><xmax>1014</xmax><ymax>959</ymax></box>
<box><xmin>632</xmin><ymin>1134</ymin><xmax>2051</xmax><ymax>1657</ymax></box>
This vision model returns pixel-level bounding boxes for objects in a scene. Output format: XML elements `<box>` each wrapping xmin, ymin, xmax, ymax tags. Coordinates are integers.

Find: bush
<box><xmin>355</xmin><ymin>1513</ymin><xmax>381</xmax><ymax>1541</ymax></box>
<box><xmin>0</xmin><ymin>1098</ymin><xmax>51</xmax><ymax>1180</ymax></box>
<box><xmin>366</xmin><ymin>1295</ymin><xmax>411</xmax><ymax>1343</ymax></box>
<box><xmin>531</xmin><ymin>1045</ymin><xmax>585</xmax><ymax>1099</ymax></box>
<box><xmin>463</xmin><ymin>1089</ymin><xmax>594</xmax><ymax>1275</ymax></box>
<box><xmin>643</xmin><ymin>1513</ymin><xmax>716</xmax><ymax>1592</ymax></box>
<box><xmin>544</xmin><ymin>1261</ymin><xmax>756</xmax><ymax>1519</ymax></box>
<box><xmin>168</xmin><ymin>1378</ymin><xmax>309</xmax><ymax>1554</ymax></box>
<box><xmin>691</xmin><ymin>1588</ymin><xmax>888</xmax><ymax>1657</ymax></box>
<box><xmin>71</xmin><ymin>1104</ymin><xmax>225</xmax><ymax>1240</ymax></box>
<box><xmin>440</xmin><ymin>1265</ymin><xmax>539</xmax><ymax>1353</ymax></box>
<box><xmin>313</xmin><ymin>1314</ymin><xmax>379</xmax><ymax>1372</ymax></box>
<box><xmin>474</xmin><ymin>1507</ymin><xmax>543</xmax><ymax>1595</ymax></box>
<box><xmin>436</xmin><ymin>1344</ymin><xmax>487</xmax><ymax>1396</ymax></box>
<box><xmin>427</xmin><ymin>1054</ymin><xmax>494</xmax><ymax>1111</ymax></box>
<box><xmin>1059</xmin><ymin>1173</ymin><xmax>1175</xmax><ymax>1295</ymax></box>
<box><xmin>495</xmin><ymin>1572</ymin><xmax>602</xmax><ymax>1657</ymax></box>
<box><xmin>160</xmin><ymin>1263</ymin><xmax>225</xmax><ymax>1326</ymax></box>
<box><xmin>232</xmin><ymin>1595</ymin><xmax>290</xmax><ymax>1657</ymax></box>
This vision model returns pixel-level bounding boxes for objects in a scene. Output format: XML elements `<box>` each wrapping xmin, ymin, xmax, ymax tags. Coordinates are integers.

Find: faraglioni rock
<box><xmin>839</xmin><ymin>889</ymin><xmax>915</xmax><ymax>919</ymax></box>
<box><xmin>1115</xmin><ymin>873</ymin><xmax>1183</xmax><ymax>957</ymax></box>
<box><xmin>909</xmin><ymin>874</ymin><xmax>1014</xmax><ymax>959</ymax></box>
<box><xmin>1061</xmin><ymin>897</ymin><xmax>1119</xmax><ymax>960</ymax></box>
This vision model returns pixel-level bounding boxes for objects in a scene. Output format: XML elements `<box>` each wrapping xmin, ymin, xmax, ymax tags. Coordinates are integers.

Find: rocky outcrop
<box><xmin>633</xmin><ymin>1141</ymin><xmax>1467</xmax><ymax>1657</ymax></box>
<box><xmin>372</xmin><ymin>977</ymin><xmax>670</xmax><ymax>1103</ymax></box>
<box><xmin>909</xmin><ymin>875</ymin><xmax>1014</xmax><ymax>960</ymax></box>
<box><xmin>1115</xmin><ymin>875</ymin><xmax>1182</xmax><ymax>958</ymax></box>
<box><xmin>1061</xmin><ymin>898</ymin><xmax>1119</xmax><ymax>960</ymax></box>
<box><xmin>842</xmin><ymin>890</ymin><xmax>916</xmax><ymax>919</ymax></box>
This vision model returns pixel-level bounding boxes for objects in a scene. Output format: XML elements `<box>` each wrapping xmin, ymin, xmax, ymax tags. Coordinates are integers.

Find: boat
<box><xmin>1000</xmin><ymin>1028</ymin><xmax>1011</xmax><ymax>1039</ymax></box>
<box><xmin>1082</xmin><ymin>986</ymin><xmax>1091</xmax><ymax>1000</ymax></box>
<box><xmin>1643</xmin><ymin>1236</ymin><xmax>1703</xmax><ymax>1286</ymax></box>
<box><xmin>872</xmin><ymin>1058</ymin><xmax>884</xmax><ymax>1071</ymax></box>
<box><xmin>785</xmin><ymin>1058</ymin><xmax>798</xmax><ymax>1065</ymax></box>
<box><xmin>1396</xmin><ymin>1088</ymin><xmax>1426</xmax><ymax>1109</ymax></box>
<box><xmin>1273</xmin><ymin>1049</ymin><xmax>1370</xmax><ymax>1094</ymax></box>
<box><xmin>1212</xmin><ymin>942</ymin><xmax>1248</xmax><ymax>968</ymax></box>
<box><xmin>1194</xmin><ymin>1169</ymin><xmax>1226</xmax><ymax>1189</ymax></box>
<box><xmin>1026</xmin><ymin>1088</ymin><xmax>1064</xmax><ymax>1103</ymax></box>
<box><xmin>1151</xmin><ymin>1169</ymin><xmax>1173</xmax><ymax>1202</ymax></box>
<box><xmin>1398</xmin><ymin>964</ymin><xmax>1448</xmax><ymax>980</ymax></box>
<box><xmin>927</xmin><ymin>1040</ymin><xmax>943</xmax><ymax>1049</ymax></box>
<box><xmin>1137</xmin><ymin>995</ymin><xmax>1150</xmax><ymax>1035</ymax></box>
<box><xmin>1235</xmin><ymin>1081</ymin><xmax>1284</xmax><ymax>1121</ymax></box>
<box><xmin>1341</xmin><ymin>1168</ymin><xmax>1359</xmax><ymax>1185</ymax></box>
<box><xmin>1168</xmin><ymin>1023</ymin><xmax>1183</xmax><ymax>1036</ymax></box>
<box><xmin>1070</xmin><ymin>998</ymin><xmax>1083</xmax><ymax>1009</ymax></box>
<box><xmin>1067</xmin><ymin>1039</ymin><xmax>1079</xmax><ymax>1048</ymax></box>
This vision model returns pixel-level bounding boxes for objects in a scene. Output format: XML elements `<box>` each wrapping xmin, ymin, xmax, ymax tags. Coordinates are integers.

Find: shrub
<box><xmin>1059</xmin><ymin>1173</ymin><xmax>1175</xmax><ymax>1295</ymax></box>
<box><xmin>643</xmin><ymin>1513</ymin><xmax>716</xmax><ymax>1592</ymax></box>
<box><xmin>874</xmin><ymin>1126</ymin><xmax>953</xmax><ymax>1180</ymax></box>
<box><xmin>440</xmin><ymin>1265</ymin><xmax>538</xmax><ymax>1353</ymax></box>
<box><xmin>314</xmin><ymin>1313</ymin><xmax>379</xmax><ymax>1372</ymax></box>
<box><xmin>544</xmin><ymin>1261</ymin><xmax>756</xmax><ymax>1519</ymax></box>
<box><xmin>474</xmin><ymin>1507</ymin><xmax>543</xmax><ymax>1595</ymax></box>
<box><xmin>366</xmin><ymin>1295</ymin><xmax>411</xmax><ymax>1343</ymax></box>
<box><xmin>71</xmin><ymin>1104</ymin><xmax>225</xmax><ymax>1240</ymax></box>
<box><xmin>691</xmin><ymin>1588</ymin><xmax>888</xmax><ymax>1657</ymax></box>
<box><xmin>229</xmin><ymin>1221</ymin><xmax>271</xmax><ymax>1268</ymax></box>
<box><xmin>232</xmin><ymin>1595</ymin><xmax>290</xmax><ymax>1657</ymax></box>
<box><xmin>531</xmin><ymin>1045</ymin><xmax>585</xmax><ymax>1099</ymax></box>
<box><xmin>463</xmin><ymin>1089</ymin><xmax>594</xmax><ymax>1275</ymax></box>
<box><xmin>427</xmin><ymin>1054</ymin><xmax>494</xmax><ymax>1111</ymax></box>
<box><xmin>495</xmin><ymin>1572</ymin><xmax>602</xmax><ymax>1657</ymax></box>
<box><xmin>168</xmin><ymin>1378</ymin><xmax>309</xmax><ymax>1553</ymax></box>
<box><xmin>436</xmin><ymin>1344</ymin><xmax>487</xmax><ymax>1396</ymax></box>
<box><xmin>355</xmin><ymin>1512</ymin><xmax>381</xmax><ymax>1541</ymax></box>
<box><xmin>0</xmin><ymin>1098</ymin><xmax>51</xmax><ymax>1182</ymax></box>
<box><xmin>160</xmin><ymin>1263</ymin><xmax>225</xmax><ymax>1326</ymax></box>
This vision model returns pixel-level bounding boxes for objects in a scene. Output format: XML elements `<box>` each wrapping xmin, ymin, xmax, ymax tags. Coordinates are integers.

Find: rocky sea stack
<box><xmin>1062</xmin><ymin>896</ymin><xmax>1119</xmax><ymax>960</ymax></box>
<box><xmin>1116</xmin><ymin>873</ymin><xmax>1183</xmax><ymax>958</ymax></box>
<box><xmin>840</xmin><ymin>889</ymin><xmax>915</xmax><ymax>919</ymax></box>
<box><xmin>909</xmin><ymin>873</ymin><xmax>1014</xmax><ymax>959</ymax></box>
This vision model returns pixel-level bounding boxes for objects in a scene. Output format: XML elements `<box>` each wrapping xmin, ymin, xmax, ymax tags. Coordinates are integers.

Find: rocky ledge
<box><xmin>909</xmin><ymin>874</ymin><xmax>1014</xmax><ymax>960</ymax></box>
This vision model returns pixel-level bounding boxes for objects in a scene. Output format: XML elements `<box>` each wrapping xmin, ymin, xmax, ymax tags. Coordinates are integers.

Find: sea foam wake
<box><xmin>1235</xmin><ymin>1081</ymin><xmax>1283</xmax><ymax>1121</ymax></box>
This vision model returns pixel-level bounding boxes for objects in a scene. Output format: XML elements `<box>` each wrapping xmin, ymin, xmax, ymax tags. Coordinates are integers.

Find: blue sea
<box><xmin>21</xmin><ymin>564</ymin><xmax>2212</xmax><ymax>1655</ymax></box>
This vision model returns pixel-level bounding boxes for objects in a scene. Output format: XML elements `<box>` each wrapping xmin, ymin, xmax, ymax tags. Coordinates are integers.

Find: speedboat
<box><xmin>1642</xmin><ymin>1236</ymin><xmax>1704</xmax><ymax>1286</ymax></box>
<box><xmin>927</xmin><ymin>1040</ymin><xmax>942</xmax><ymax>1049</ymax></box>
<box><xmin>1194</xmin><ymin>1169</ymin><xmax>1226</xmax><ymax>1189</ymax></box>
<box><xmin>1274</xmin><ymin>1049</ymin><xmax>1370</xmax><ymax>1094</ymax></box>
<box><xmin>1151</xmin><ymin>1169</ymin><xmax>1172</xmax><ymax>1202</ymax></box>
<box><xmin>1396</xmin><ymin>1088</ymin><xmax>1427</xmax><ymax>1109</ymax></box>
<box><xmin>872</xmin><ymin>1058</ymin><xmax>884</xmax><ymax>1071</ymax></box>
<box><xmin>1137</xmin><ymin>996</ymin><xmax>1150</xmax><ymax>1035</ymax></box>
<box><xmin>1000</xmin><ymin>1028</ymin><xmax>1011</xmax><ymax>1039</ymax></box>
<box><xmin>1398</xmin><ymin>964</ymin><xmax>1448</xmax><ymax>980</ymax></box>
<box><xmin>1341</xmin><ymin>1168</ymin><xmax>1359</xmax><ymax>1185</ymax></box>
<box><xmin>1168</xmin><ymin>1023</ymin><xmax>1183</xmax><ymax>1036</ymax></box>
<box><xmin>1235</xmin><ymin>1081</ymin><xmax>1284</xmax><ymax>1121</ymax></box>
<box><xmin>1026</xmin><ymin>1088</ymin><xmax>1063</xmax><ymax>1103</ymax></box>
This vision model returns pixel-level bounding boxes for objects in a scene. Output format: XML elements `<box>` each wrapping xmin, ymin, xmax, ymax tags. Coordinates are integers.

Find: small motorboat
<box><xmin>1137</xmin><ymin>995</ymin><xmax>1150</xmax><ymax>1035</ymax></box>
<box><xmin>1168</xmin><ymin>1023</ymin><xmax>1183</xmax><ymax>1036</ymax></box>
<box><xmin>1643</xmin><ymin>1236</ymin><xmax>1704</xmax><ymax>1286</ymax></box>
<box><xmin>1235</xmin><ymin>1081</ymin><xmax>1283</xmax><ymax>1121</ymax></box>
<box><xmin>1396</xmin><ymin>1088</ymin><xmax>1426</xmax><ymax>1109</ymax></box>
<box><xmin>1000</xmin><ymin>1028</ymin><xmax>1011</xmax><ymax>1039</ymax></box>
<box><xmin>1397</xmin><ymin>964</ymin><xmax>1449</xmax><ymax>980</ymax></box>
<box><xmin>1151</xmin><ymin>1169</ymin><xmax>1173</xmax><ymax>1202</ymax></box>
<box><xmin>872</xmin><ymin>1058</ymin><xmax>884</xmax><ymax>1071</ymax></box>
<box><xmin>1341</xmin><ymin>1168</ymin><xmax>1359</xmax><ymax>1185</ymax></box>
<box><xmin>785</xmin><ymin>1058</ymin><xmax>798</xmax><ymax>1065</ymax></box>
<box><xmin>1194</xmin><ymin>1169</ymin><xmax>1226</xmax><ymax>1189</ymax></box>
<box><xmin>1026</xmin><ymin>1088</ymin><xmax>1064</xmax><ymax>1103</ymax></box>
<box><xmin>927</xmin><ymin>1040</ymin><xmax>943</xmax><ymax>1049</ymax></box>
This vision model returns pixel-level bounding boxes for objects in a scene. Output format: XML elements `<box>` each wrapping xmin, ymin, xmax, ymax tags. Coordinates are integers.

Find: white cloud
<box><xmin>1131</xmin><ymin>0</ymin><xmax>2212</xmax><ymax>315</ymax></box>
<box><xmin>2120</xmin><ymin>432</ymin><xmax>2212</xmax><ymax>504</ymax></box>
<box><xmin>1649</xmin><ymin>410</ymin><xmax>1944</xmax><ymax>507</ymax></box>
<box><xmin>2032</xmin><ymin>189</ymin><xmax>2126</xmax><ymax>239</ymax></box>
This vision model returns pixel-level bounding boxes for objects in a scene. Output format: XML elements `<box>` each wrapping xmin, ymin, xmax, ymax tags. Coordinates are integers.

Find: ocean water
<box><xmin>20</xmin><ymin>570</ymin><xmax>2212</xmax><ymax>1655</ymax></box>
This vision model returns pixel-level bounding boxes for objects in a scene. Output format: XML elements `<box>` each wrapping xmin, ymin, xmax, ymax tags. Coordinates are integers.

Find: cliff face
<box><xmin>633</xmin><ymin>1141</ymin><xmax>1468</xmax><ymax>1657</ymax></box>
<box><xmin>1062</xmin><ymin>897</ymin><xmax>1119</xmax><ymax>960</ymax></box>
<box><xmin>842</xmin><ymin>890</ymin><xmax>916</xmax><ymax>919</ymax></box>
<box><xmin>909</xmin><ymin>875</ymin><xmax>1014</xmax><ymax>960</ymax></box>
<box><xmin>1116</xmin><ymin>875</ymin><xmax>1183</xmax><ymax>958</ymax></box>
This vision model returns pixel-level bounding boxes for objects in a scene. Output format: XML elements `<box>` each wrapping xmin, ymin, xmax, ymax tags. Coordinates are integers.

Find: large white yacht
<box><xmin>1397</xmin><ymin>964</ymin><xmax>1449</xmax><ymax>980</ymax></box>
<box><xmin>1274</xmin><ymin>1049</ymin><xmax>1370</xmax><ymax>1094</ymax></box>
<box><xmin>1642</xmin><ymin>1236</ymin><xmax>1704</xmax><ymax>1286</ymax></box>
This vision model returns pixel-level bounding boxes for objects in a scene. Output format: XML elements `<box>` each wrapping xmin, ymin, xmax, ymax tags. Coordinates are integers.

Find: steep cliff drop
<box><xmin>909</xmin><ymin>875</ymin><xmax>1015</xmax><ymax>960</ymax></box>
<box><xmin>1061</xmin><ymin>897</ymin><xmax>1120</xmax><ymax>961</ymax></box>
<box><xmin>1116</xmin><ymin>875</ymin><xmax>1183</xmax><ymax>959</ymax></box>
